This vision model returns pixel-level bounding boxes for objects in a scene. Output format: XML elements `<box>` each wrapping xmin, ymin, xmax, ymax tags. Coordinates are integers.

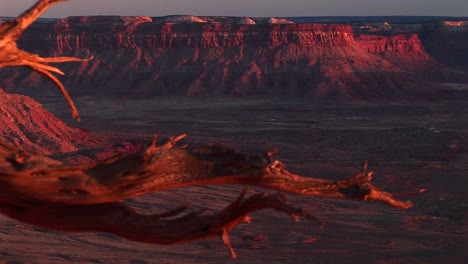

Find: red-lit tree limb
<box><xmin>0</xmin><ymin>0</ymin><xmax>88</xmax><ymax>120</ymax></box>
<box><xmin>0</xmin><ymin>189</ymin><xmax>320</xmax><ymax>259</ymax></box>
<box><xmin>0</xmin><ymin>135</ymin><xmax>411</xmax><ymax>258</ymax></box>
<box><xmin>0</xmin><ymin>135</ymin><xmax>412</xmax><ymax>209</ymax></box>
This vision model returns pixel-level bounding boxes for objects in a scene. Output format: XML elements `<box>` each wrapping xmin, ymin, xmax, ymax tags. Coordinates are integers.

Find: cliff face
<box><xmin>33</xmin><ymin>17</ymin><xmax>355</xmax><ymax>50</ymax></box>
<box><xmin>357</xmin><ymin>34</ymin><xmax>425</xmax><ymax>54</ymax></box>
<box><xmin>0</xmin><ymin>16</ymin><xmax>445</xmax><ymax>99</ymax></box>
<box><xmin>355</xmin><ymin>33</ymin><xmax>432</xmax><ymax>71</ymax></box>
<box><xmin>420</xmin><ymin>21</ymin><xmax>468</xmax><ymax>70</ymax></box>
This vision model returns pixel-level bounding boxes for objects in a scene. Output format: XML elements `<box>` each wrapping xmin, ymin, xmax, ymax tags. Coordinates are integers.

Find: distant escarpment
<box><xmin>419</xmin><ymin>21</ymin><xmax>468</xmax><ymax>70</ymax></box>
<box><xmin>0</xmin><ymin>16</ymin><xmax>458</xmax><ymax>99</ymax></box>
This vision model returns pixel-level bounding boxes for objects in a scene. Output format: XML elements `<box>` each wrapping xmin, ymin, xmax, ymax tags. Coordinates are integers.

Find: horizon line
<box><xmin>1</xmin><ymin>15</ymin><xmax>468</xmax><ymax>19</ymax></box>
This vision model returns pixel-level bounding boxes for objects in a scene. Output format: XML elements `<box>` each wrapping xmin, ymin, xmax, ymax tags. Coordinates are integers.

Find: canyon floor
<box><xmin>0</xmin><ymin>95</ymin><xmax>466</xmax><ymax>263</ymax></box>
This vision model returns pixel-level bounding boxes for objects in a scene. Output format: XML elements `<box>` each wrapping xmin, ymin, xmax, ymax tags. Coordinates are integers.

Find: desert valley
<box><xmin>0</xmin><ymin>3</ymin><xmax>467</xmax><ymax>263</ymax></box>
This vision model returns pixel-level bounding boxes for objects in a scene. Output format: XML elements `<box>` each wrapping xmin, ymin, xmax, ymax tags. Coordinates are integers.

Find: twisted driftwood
<box><xmin>0</xmin><ymin>0</ymin><xmax>412</xmax><ymax>258</ymax></box>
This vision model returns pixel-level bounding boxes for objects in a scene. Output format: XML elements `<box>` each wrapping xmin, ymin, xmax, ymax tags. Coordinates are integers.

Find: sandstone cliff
<box><xmin>0</xmin><ymin>16</ymin><xmax>452</xmax><ymax>99</ymax></box>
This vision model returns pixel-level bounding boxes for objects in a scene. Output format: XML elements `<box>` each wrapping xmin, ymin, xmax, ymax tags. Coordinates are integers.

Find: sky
<box><xmin>1</xmin><ymin>0</ymin><xmax>467</xmax><ymax>18</ymax></box>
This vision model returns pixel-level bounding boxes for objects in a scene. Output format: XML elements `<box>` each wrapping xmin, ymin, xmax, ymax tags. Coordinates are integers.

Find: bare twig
<box><xmin>0</xmin><ymin>0</ymin><xmax>89</xmax><ymax>120</ymax></box>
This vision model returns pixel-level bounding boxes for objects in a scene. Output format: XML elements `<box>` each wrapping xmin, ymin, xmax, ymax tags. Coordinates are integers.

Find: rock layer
<box><xmin>0</xmin><ymin>16</ymin><xmax>458</xmax><ymax>99</ymax></box>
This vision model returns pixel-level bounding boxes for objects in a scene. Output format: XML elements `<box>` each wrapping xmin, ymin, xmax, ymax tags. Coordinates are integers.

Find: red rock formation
<box><xmin>1</xmin><ymin>16</ymin><xmax>445</xmax><ymax>99</ymax></box>
<box><xmin>356</xmin><ymin>33</ymin><xmax>433</xmax><ymax>69</ymax></box>
<box><xmin>0</xmin><ymin>89</ymin><xmax>93</xmax><ymax>155</ymax></box>
<box><xmin>45</xmin><ymin>19</ymin><xmax>354</xmax><ymax>50</ymax></box>
<box><xmin>358</xmin><ymin>34</ymin><xmax>425</xmax><ymax>54</ymax></box>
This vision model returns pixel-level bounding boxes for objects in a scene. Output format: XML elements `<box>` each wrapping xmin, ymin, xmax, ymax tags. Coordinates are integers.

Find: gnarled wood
<box><xmin>0</xmin><ymin>189</ymin><xmax>320</xmax><ymax>259</ymax></box>
<box><xmin>0</xmin><ymin>135</ymin><xmax>412</xmax><ymax>208</ymax></box>
<box><xmin>0</xmin><ymin>135</ymin><xmax>411</xmax><ymax>258</ymax></box>
<box><xmin>0</xmin><ymin>0</ymin><xmax>413</xmax><ymax>259</ymax></box>
<box><xmin>0</xmin><ymin>0</ymin><xmax>88</xmax><ymax>120</ymax></box>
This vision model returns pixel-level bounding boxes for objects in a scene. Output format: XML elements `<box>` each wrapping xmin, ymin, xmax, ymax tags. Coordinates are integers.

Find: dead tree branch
<box><xmin>0</xmin><ymin>189</ymin><xmax>319</xmax><ymax>259</ymax></box>
<box><xmin>0</xmin><ymin>135</ymin><xmax>412</xmax><ymax>208</ymax></box>
<box><xmin>0</xmin><ymin>0</ymin><xmax>89</xmax><ymax>120</ymax></box>
<box><xmin>0</xmin><ymin>135</ymin><xmax>411</xmax><ymax>258</ymax></box>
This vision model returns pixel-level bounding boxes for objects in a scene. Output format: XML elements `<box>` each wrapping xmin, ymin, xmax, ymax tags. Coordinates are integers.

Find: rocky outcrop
<box><xmin>0</xmin><ymin>16</ymin><xmax>447</xmax><ymax>99</ymax></box>
<box><xmin>357</xmin><ymin>34</ymin><xmax>426</xmax><ymax>54</ymax></box>
<box><xmin>355</xmin><ymin>33</ymin><xmax>433</xmax><ymax>70</ymax></box>
<box><xmin>0</xmin><ymin>89</ymin><xmax>95</xmax><ymax>155</ymax></box>
<box><xmin>0</xmin><ymin>88</ymin><xmax>143</xmax><ymax>161</ymax></box>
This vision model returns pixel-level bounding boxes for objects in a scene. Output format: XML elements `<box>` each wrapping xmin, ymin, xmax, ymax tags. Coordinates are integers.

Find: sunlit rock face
<box><xmin>2</xmin><ymin>16</ymin><xmax>465</xmax><ymax>99</ymax></box>
<box><xmin>0</xmin><ymin>89</ymin><xmax>95</xmax><ymax>155</ymax></box>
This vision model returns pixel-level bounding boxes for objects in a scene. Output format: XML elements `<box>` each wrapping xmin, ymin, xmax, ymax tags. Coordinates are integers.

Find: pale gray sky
<box><xmin>1</xmin><ymin>0</ymin><xmax>467</xmax><ymax>18</ymax></box>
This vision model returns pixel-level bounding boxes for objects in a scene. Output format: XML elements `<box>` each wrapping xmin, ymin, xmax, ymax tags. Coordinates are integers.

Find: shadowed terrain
<box><xmin>0</xmin><ymin>96</ymin><xmax>466</xmax><ymax>263</ymax></box>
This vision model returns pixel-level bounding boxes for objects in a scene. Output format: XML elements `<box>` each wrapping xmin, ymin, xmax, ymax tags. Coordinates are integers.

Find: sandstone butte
<box><xmin>1</xmin><ymin>16</ymin><xmax>466</xmax><ymax>100</ymax></box>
